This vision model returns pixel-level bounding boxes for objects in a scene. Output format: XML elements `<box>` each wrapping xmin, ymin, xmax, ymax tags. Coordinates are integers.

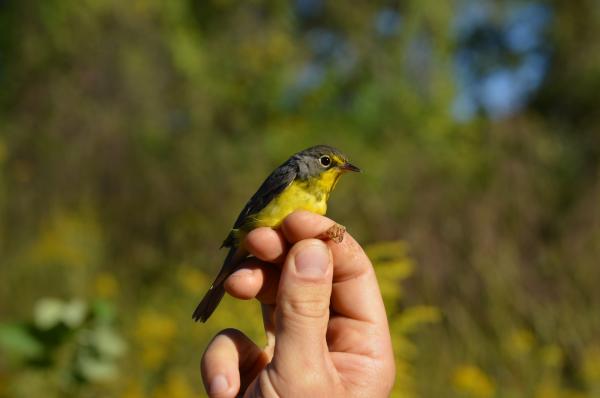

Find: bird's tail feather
<box><xmin>192</xmin><ymin>246</ymin><xmax>247</xmax><ymax>322</ymax></box>
<box><xmin>192</xmin><ymin>283</ymin><xmax>226</xmax><ymax>322</ymax></box>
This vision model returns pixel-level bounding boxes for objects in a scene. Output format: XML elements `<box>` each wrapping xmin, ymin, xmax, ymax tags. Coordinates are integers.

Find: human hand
<box><xmin>201</xmin><ymin>211</ymin><xmax>395</xmax><ymax>397</ymax></box>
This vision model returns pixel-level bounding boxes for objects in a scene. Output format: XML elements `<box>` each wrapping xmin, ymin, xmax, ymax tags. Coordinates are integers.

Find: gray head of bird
<box><xmin>292</xmin><ymin>145</ymin><xmax>360</xmax><ymax>180</ymax></box>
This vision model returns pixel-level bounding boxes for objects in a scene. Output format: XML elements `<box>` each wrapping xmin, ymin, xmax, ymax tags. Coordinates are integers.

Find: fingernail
<box><xmin>295</xmin><ymin>243</ymin><xmax>329</xmax><ymax>277</ymax></box>
<box><xmin>209</xmin><ymin>374</ymin><xmax>229</xmax><ymax>395</ymax></box>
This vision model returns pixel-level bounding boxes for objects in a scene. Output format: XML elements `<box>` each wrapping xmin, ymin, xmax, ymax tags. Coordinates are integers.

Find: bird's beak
<box><xmin>340</xmin><ymin>162</ymin><xmax>361</xmax><ymax>172</ymax></box>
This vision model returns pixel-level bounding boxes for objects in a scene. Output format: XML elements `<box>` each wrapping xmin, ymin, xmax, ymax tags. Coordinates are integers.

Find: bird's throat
<box><xmin>248</xmin><ymin>168</ymin><xmax>342</xmax><ymax>230</ymax></box>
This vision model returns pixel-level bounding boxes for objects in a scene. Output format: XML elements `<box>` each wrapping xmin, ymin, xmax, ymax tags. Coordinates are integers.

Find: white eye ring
<box><xmin>319</xmin><ymin>155</ymin><xmax>332</xmax><ymax>167</ymax></box>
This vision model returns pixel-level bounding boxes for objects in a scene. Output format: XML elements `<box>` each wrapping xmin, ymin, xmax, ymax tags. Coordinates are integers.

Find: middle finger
<box><xmin>224</xmin><ymin>259</ymin><xmax>280</xmax><ymax>304</ymax></box>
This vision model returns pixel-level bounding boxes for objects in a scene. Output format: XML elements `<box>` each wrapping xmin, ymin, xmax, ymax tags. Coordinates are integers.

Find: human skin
<box><xmin>201</xmin><ymin>211</ymin><xmax>395</xmax><ymax>397</ymax></box>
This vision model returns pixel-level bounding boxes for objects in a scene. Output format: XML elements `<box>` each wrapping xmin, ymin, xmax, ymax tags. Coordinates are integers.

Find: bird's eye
<box><xmin>319</xmin><ymin>155</ymin><xmax>332</xmax><ymax>167</ymax></box>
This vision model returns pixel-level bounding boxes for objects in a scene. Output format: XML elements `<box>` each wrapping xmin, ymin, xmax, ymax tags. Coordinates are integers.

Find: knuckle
<box><xmin>280</xmin><ymin>295</ymin><xmax>329</xmax><ymax>320</ymax></box>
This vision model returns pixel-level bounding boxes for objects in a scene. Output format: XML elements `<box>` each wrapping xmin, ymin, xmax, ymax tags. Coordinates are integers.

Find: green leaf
<box><xmin>0</xmin><ymin>323</ymin><xmax>44</xmax><ymax>359</ymax></box>
<box><xmin>91</xmin><ymin>299</ymin><xmax>115</xmax><ymax>323</ymax></box>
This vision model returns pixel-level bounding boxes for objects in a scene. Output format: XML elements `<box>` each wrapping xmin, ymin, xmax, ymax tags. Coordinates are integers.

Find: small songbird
<box><xmin>192</xmin><ymin>145</ymin><xmax>360</xmax><ymax>322</ymax></box>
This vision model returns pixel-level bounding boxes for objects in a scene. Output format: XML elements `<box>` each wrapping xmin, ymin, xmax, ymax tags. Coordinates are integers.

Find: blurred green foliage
<box><xmin>1</xmin><ymin>0</ymin><xmax>600</xmax><ymax>397</ymax></box>
<box><xmin>0</xmin><ymin>298</ymin><xmax>126</xmax><ymax>395</ymax></box>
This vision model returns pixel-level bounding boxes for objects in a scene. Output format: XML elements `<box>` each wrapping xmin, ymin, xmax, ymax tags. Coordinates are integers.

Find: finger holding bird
<box><xmin>222</xmin><ymin>215</ymin><xmax>347</xmax><ymax>304</ymax></box>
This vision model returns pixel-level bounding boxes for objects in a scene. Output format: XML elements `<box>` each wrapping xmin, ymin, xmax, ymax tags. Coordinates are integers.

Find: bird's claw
<box><xmin>322</xmin><ymin>223</ymin><xmax>346</xmax><ymax>244</ymax></box>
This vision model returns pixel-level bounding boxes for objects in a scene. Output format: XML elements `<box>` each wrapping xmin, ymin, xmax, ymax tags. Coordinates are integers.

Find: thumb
<box><xmin>273</xmin><ymin>238</ymin><xmax>333</xmax><ymax>364</ymax></box>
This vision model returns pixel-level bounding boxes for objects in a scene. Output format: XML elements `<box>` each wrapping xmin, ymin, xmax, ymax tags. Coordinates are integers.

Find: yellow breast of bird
<box><xmin>251</xmin><ymin>168</ymin><xmax>341</xmax><ymax>229</ymax></box>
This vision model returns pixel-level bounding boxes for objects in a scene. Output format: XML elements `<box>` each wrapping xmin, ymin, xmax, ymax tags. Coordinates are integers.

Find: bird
<box><xmin>192</xmin><ymin>144</ymin><xmax>360</xmax><ymax>322</ymax></box>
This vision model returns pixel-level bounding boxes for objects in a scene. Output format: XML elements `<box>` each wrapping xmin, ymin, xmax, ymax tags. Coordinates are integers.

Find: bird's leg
<box><xmin>321</xmin><ymin>223</ymin><xmax>346</xmax><ymax>244</ymax></box>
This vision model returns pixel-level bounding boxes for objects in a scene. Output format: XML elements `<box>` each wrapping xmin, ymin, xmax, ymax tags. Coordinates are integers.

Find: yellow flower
<box><xmin>452</xmin><ymin>365</ymin><xmax>496</xmax><ymax>398</ymax></box>
<box><xmin>534</xmin><ymin>381</ymin><xmax>561</xmax><ymax>398</ymax></box>
<box><xmin>367</xmin><ymin>241</ymin><xmax>409</xmax><ymax>264</ymax></box>
<box><xmin>504</xmin><ymin>328</ymin><xmax>535</xmax><ymax>357</ymax></box>
<box><xmin>535</xmin><ymin>382</ymin><xmax>587</xmax><ymax>398</ymax></box>
<box><xmin>582</xmin><ymin>344</ymin><xmax>600</xmax><ymax>383</ymax></box>
<box><xmin>30</xmin><ymin>211</ymin><xmax>103</xmax><ymax>268</ymax></box>
<box><xmin>177</xmin><ymin>265</ymin><xmax>209</xmax><ymax>295</ymax></box>
<box><xmin>153</xmin><ymin>372</ymin><xmax>195</xmax><ymax>398</ymax></box>
<box><xmin>370</xmin><ymin>240</ymin><xmax>415</xmax><ymax>305</ymax></box>
<box><xmin>392</xmin><ymin>305</ymin><xmax>441</xmax><ymax>335</ymax></box>
<box><xmin>94</xmin><ymin>272</ymin><xmax>119</xmax><ymax>298</ymax></box>
<box><xmin>134</xmin><ymin>311</ymin><xmax>177</xmax><ymax>369</ymax></box>
<box><xmin>120</xmin><ymin>381</ymin><xmax>145</xmax><ymax>398</ymax></box>
<box><xmin>540</xmin><ymin>344</ymin><xmax>563</xmax><ymax>369</ymax></box>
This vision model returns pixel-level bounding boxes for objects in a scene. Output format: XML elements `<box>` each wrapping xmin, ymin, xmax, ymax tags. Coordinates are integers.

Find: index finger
<box><xmin>281</xmin><ymin>211</ymin><xmax>388</xmax><ymax>325</ymax></box>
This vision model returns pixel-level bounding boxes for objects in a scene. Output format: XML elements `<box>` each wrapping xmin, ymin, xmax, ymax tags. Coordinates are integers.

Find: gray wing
<box><xmin>221</xmin><ymin>160</ymin><xmax>297</xmax><ymax>248</ymax></box>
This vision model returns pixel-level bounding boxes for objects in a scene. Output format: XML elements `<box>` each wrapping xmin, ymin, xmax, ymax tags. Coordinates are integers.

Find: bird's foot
<box><xmin>321</xmin><ymin>223</ymin><xmax>346</xmax><ymax>244</ymax></box>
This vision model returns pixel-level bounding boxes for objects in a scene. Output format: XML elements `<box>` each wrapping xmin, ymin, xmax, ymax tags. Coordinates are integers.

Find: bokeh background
<box><xmin>1</xmin><ymin>0</ymin><xmax>600</xmax><ymax>397</ymax></box>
